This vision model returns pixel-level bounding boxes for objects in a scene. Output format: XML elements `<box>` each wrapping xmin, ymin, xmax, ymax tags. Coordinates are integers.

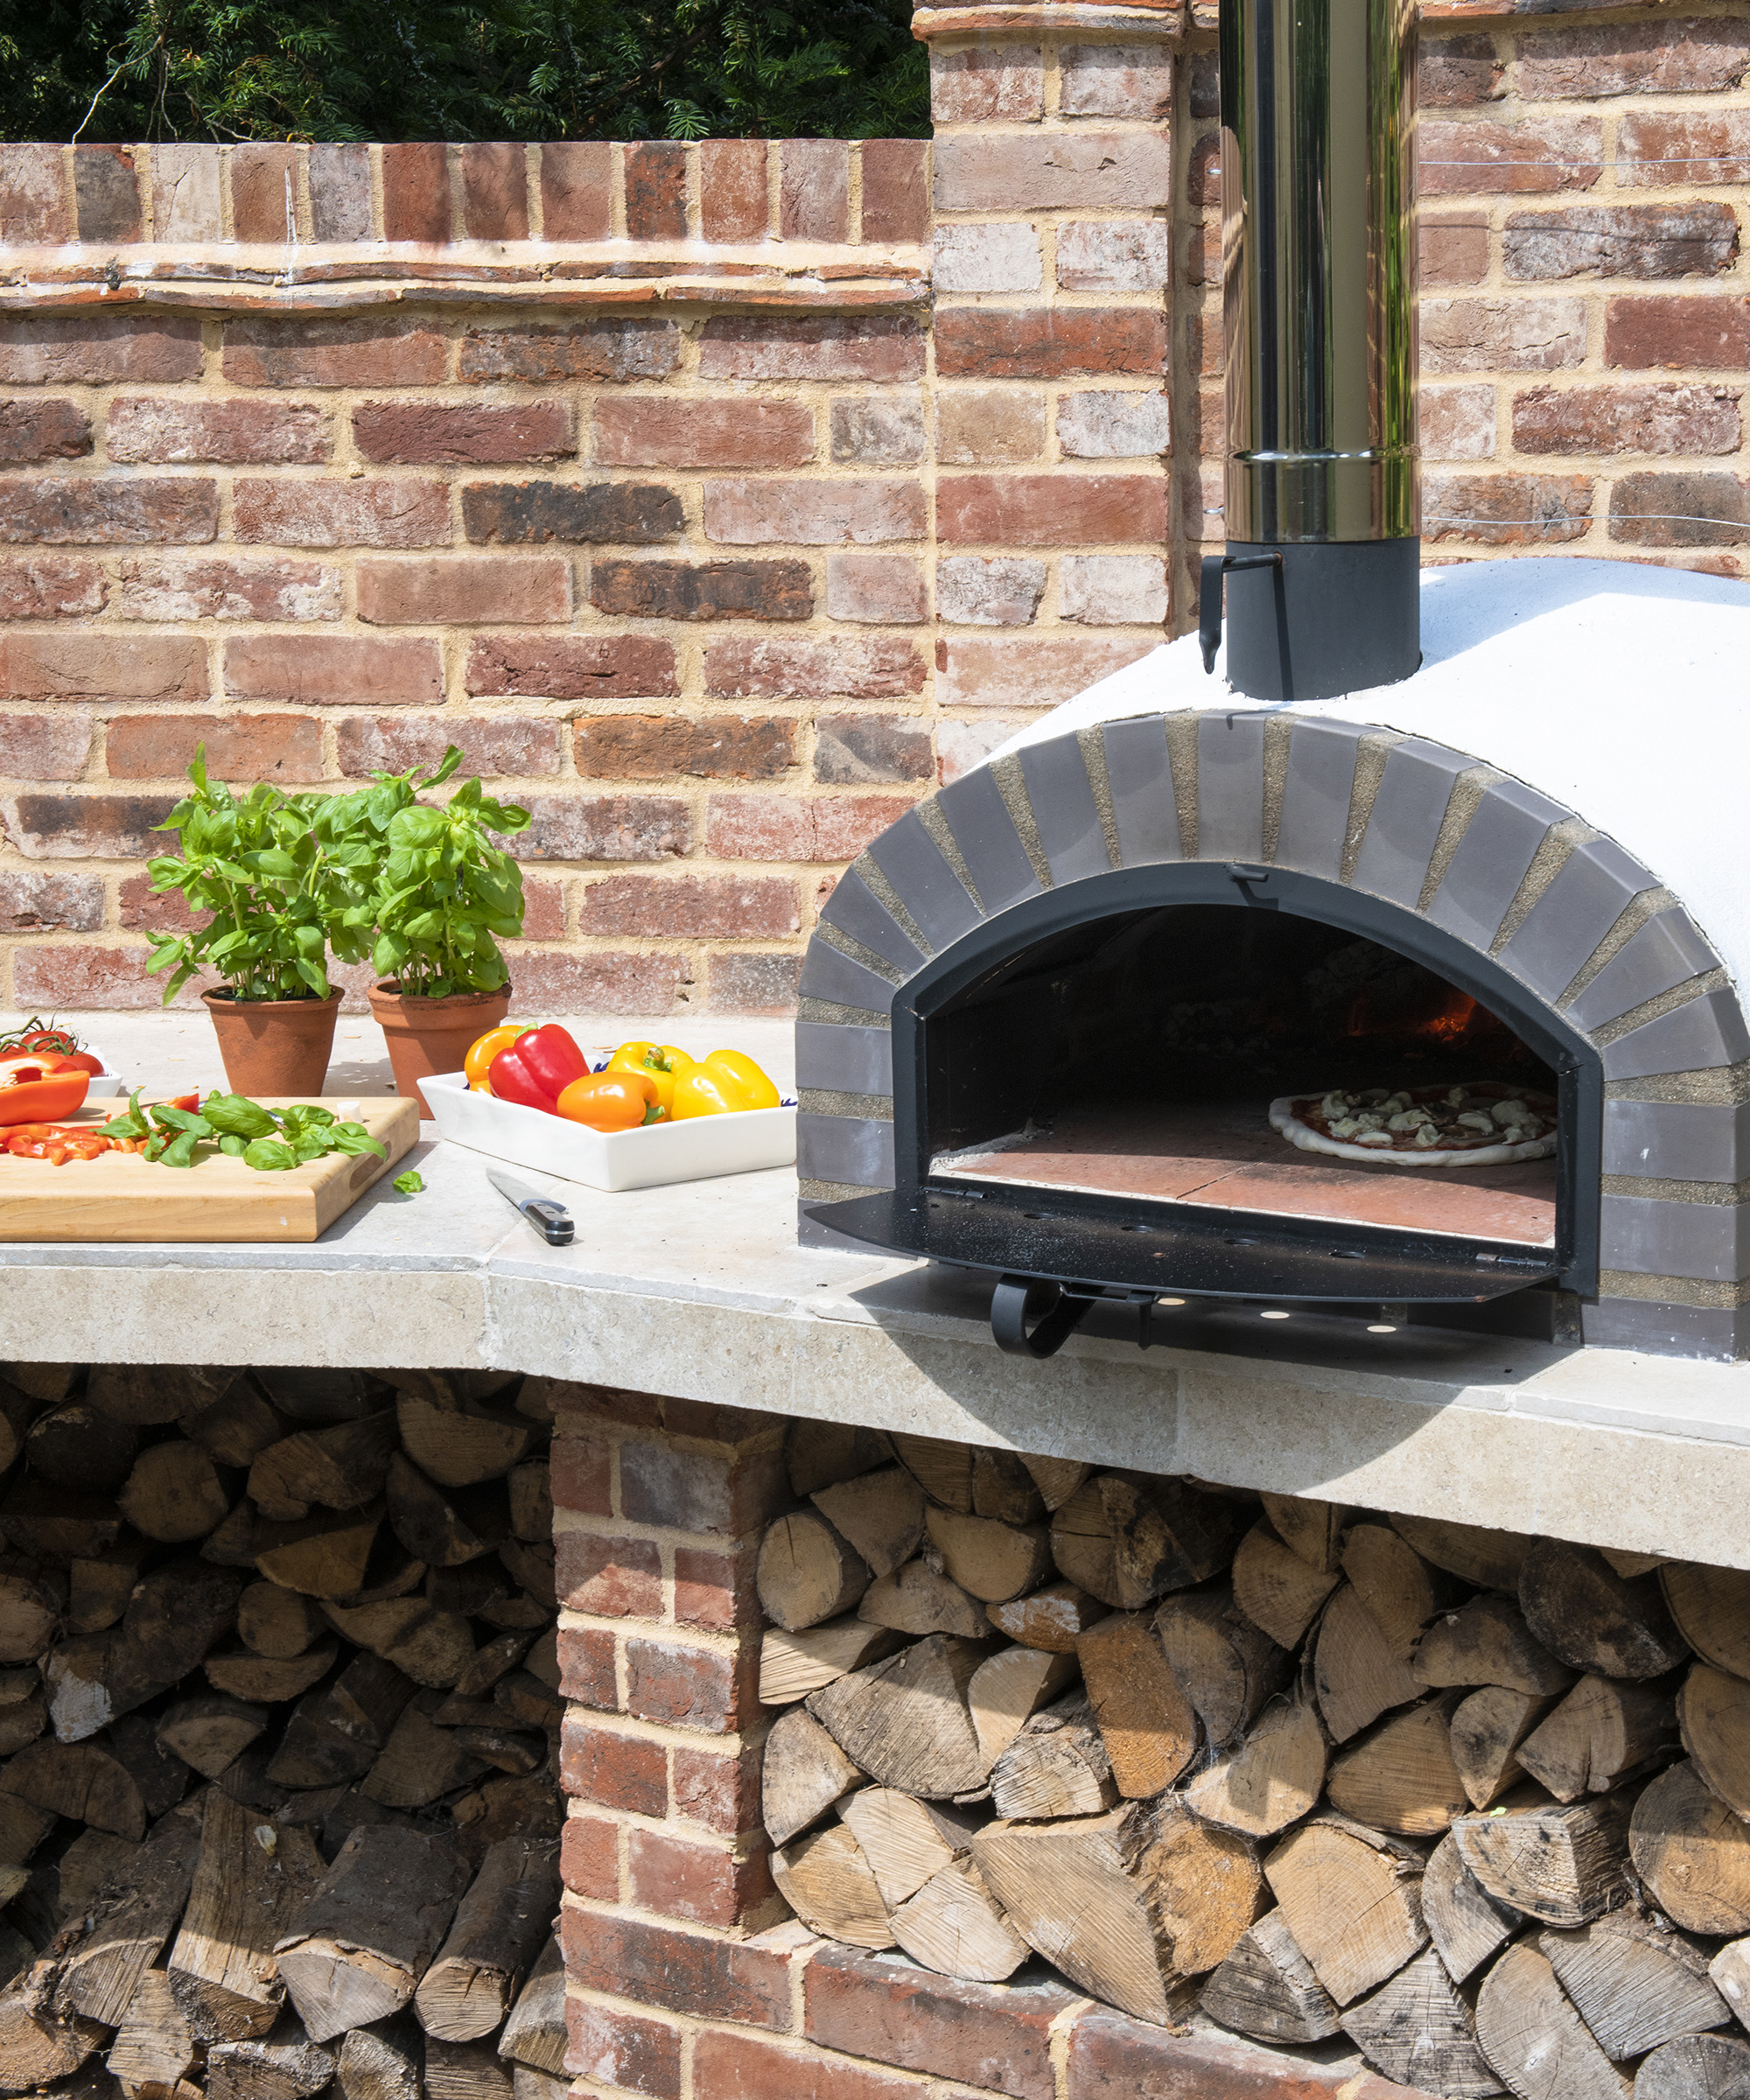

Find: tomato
<box><xmin>0</xmin><ymin>1056</ymin><xmax>89</xmax><ymax>1127</ymax></box>
<box><xmin>55</xmin><ymin>1052</ymin><xmax>104</xmax><ymax>1077</ymax></box>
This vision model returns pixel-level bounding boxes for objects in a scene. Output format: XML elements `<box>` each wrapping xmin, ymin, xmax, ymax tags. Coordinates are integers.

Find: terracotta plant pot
<box><xmin>202</xmin><ymin>990</ymin><xmax>342</xmax><ymax>1097</ymax></box>
<box><xmin>368</xmin><ymin>984</ymin><xmax>511</xmax><ymax>1111</ymax></box>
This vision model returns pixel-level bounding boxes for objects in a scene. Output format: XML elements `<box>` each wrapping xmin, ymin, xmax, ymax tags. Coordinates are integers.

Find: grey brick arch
<box><xmin>795</xmin><ymin>710</ymin><xmax>1750</xmax><ymax>1362</ymax></box>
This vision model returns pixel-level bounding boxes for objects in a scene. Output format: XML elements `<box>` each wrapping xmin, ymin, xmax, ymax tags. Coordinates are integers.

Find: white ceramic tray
<box><xmin>421</xmin><ymin>1069</ymin><xmax>797</xmax><ymax>1194</ymax></box>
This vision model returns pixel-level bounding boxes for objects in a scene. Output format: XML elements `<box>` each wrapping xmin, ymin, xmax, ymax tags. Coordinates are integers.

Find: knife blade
<box><xmin>486</xmin><ymin>1168</ymin><xmax>576</xmax><ymax>1246</ymax></box>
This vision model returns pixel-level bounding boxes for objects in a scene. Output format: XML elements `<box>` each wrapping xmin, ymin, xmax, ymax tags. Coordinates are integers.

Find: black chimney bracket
<box><xmin>1200</xmin><ymin>550</ymin><xmax>1283</xmax><ymax>675</ymax></box>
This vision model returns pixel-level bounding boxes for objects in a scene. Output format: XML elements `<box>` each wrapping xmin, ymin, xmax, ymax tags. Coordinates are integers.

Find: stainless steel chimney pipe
<box><xmin>1210</xmin><ymin>0</ymin><xmax>1421</xmax><ymax>700</ymax></box>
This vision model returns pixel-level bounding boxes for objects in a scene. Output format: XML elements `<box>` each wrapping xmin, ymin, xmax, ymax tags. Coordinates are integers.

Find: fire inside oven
<box><xmin>811</xmin><ymin>871</ymin><xmax>1602</xmax><ymax>1351</ymax></box>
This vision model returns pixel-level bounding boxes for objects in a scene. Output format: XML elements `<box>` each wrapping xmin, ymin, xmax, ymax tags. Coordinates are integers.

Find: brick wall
<box><xmin>549</xmin><ymin>1385</ymin><xmax>1432</xmax><ymax>2100</ymax></box>
<box><xmin>0</xmin><ymin>0</ymin><xmax>1745</xmax><ymax>1016</ymax></box>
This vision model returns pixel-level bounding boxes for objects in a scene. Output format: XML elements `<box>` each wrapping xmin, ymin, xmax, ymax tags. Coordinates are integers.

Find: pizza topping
<box><xmin>1288</xmin><ymin>1082</ymin><xmax>1557</xmax><ymax>1156</ymax></box>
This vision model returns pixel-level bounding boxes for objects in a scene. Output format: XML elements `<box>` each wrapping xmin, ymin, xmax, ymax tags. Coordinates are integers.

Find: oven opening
<box><xmin>924</xmin><ymin>904</ymin><xmax>1560</xmax><ymax>1257</ymax></box>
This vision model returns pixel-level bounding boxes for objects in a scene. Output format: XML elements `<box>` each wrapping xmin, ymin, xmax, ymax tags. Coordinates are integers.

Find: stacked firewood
<box><xmin>759</xmin><ymin>1425</ymin><xmax>1750</xmax><ymax>2099</ymax></box>
<box><xmin>0</xmin><ymin>1360</ymin><xmax>566</xmax><ymax>2100</ymax></box>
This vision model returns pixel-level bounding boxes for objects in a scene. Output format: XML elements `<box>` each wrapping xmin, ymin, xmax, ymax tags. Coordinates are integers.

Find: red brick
<box><xmin>656</xmin><ymin>1398</ymin><xmax>777</xmax><ymax>1446</ymax></box>
<box><xmin>559</xmin><ymin>1910</ymin><xmax>792</xmax><ymax>2029</ymax></box>
<box><xmin>0</xmin><ymin>479</ymin><xmax>217</xmax><ymax>546</ymax></box>
<box><xmin>1505</xmin><ymin>203</ymin><xmax>1738</xmax><ymax>281</ymax></box>
<box><xmin>353</xmin><ymin>401</ymin><xmax>572</xmax><ymax>465</ymax></box>
<box><xmin>628</xmin><ymin>1830</ymin><xmax>774</xmax><ymax>1930</ymax></box>
<box><xmin>934</xmin><ymin>132</ymin><xmax>1171</xmax><ymax>213</ymax></box>
<box><xmin>382</xmin><ymin>142</ymin><xmax>451</xmax><ymax>242</ymax></box>
<box><xmin>556</xmin><ymin>1532</ymin><xmax>663</xmax><ymax>1617</ymax></box>
<box><xmin>107</xmin><ymin>397</ymin><xmax>329</xmax><ymax>465</ymax></box>
<box><xmin>74</xmin><ymin>145</ymin><xmax>142</xmax><ymax>242</ymax></box>
<box><xmin>619</xmin><ymin>1441</ymin><xmax>789</xmax><ymax>1535</ymax></box>
<box><xmin>222</xmin><ymin>317</ymin><xmax>446</xmax><ymax>388</ymax></box>
<box><xmin>1609</xmin><ymin>469</ymin><xmax>1750</xmax><ymax>547</ymax></box>
<box><xmin>1422</xmin><ymin>297</ymin><xmax>1586</xmax><ymax>374</ymax></box>
<box><xmin>115</xmin><ymin>557</ymin><xmax>340</xmax><ymax>623</ymax></box>
<box><xmin>815</xmin><ymin>714</ymin><xmax>932</xmax><ymax>785</ymax></box>
<box><xmin>557</xmin><ymin>1627</ymin><xmax>619</xmax><ymax>1707</ymax></box>
<box><xmin>938</xmin><ymin>473</ymin><xmax>1166</xmax><ymax>546</ymax></box>
<box><xmin>106</xmin><ymin>713</ymin><xmax>322</xmax><ymax>784</ymax></box>
<box><xmin>0</xmin><ymin>399</ymin><xmax>90</xmax><ymax>464</ymax></box>
<box><xmin>937</xmin><ymin>635</ymin><xmax>1156</xmax><ymax>710</ymax></box>
<box><xmin>514</xmin><ymin>875</ymin><xmax>566</xmax><ymax>941</ymax></box>
<box><xmin>309</xmin><ymin>143</ymin><xmax>371</xmax><ymax>240</ymax></box>
<box><xmin>780</xmin><ymin>140</ymin><xmax>848</xmax><ymax>242</ymax></box>
<box><xmin>672</xmin><ymin>1741</ymin><xmax>763</xmax><ymax>1837</ymax></box>
<box><xmin>232</xmin><ymin>478</ymin><xmax>449</xmax><ymax>550</ymax></box>
<box><xmin>228</xmin><ymin>144</ymin><xmax>297</xmax><ymax>241</ymax></box>
<box><xmin>0</xmin><ymin>632</ymin><xmax>204</xmax><ymax>704</ymax></box>
<box><xmin>704</xmin><ymin>481</ymin><xmax>924</xmax><ymax>548</ymax></box>
<box><xmin>1606</xmin><ymin>295</ymin><xmax>1750</xmax><ymax>370</ymax></box>
<box><xmin>860</xmin><ymin>141</ymin><xmax>928</xmax><ymax>245</ymax></box>
<box><xmin>575</xmin><ymin>716</ymin><xmax>795</xmax><ymax>781</ymax></box>
<box><xmin>626</xmin><ymin>143</ymin><xmax>688</xmax><ymax>240</ymax></box>
<box><xmin>593</xmin><ymin>399</ymin><xmax>814</xmax><ymax>470</ymax></box>
<box><xmin>582</xmin><ymin>874</ymin><xmax>800</xmax><ymax>940</ymax></box>
<box><xmin>936</xmin><ymin>308</ymin><xmax>1166</xmax><ymax>382</ymax></box>
<box><xmin>709</xmin><ymin>952</ymin><xmax>803</xmax><ymax>1014</ymax></box>
<box><xmin>118</xmin><ymin>871</ymin><xmax>193</xmax><ymax>933</ymax></box>
<box><xmin>1068</xmin><ymin>2006</ymin><xmax>1434</xmax><ymax>2099</ymax></box>
<box><xmin>460</xmin><ymin>318</ymin><xmax>681</xmax><ymax>383</ymax></box>
<box><xmin>560</xmin><ymin>1718</ymin><xmax>667</xmax><ymax>1816</ymax></box>
<box><xmin>0</xmin><ymin>315</ymin><xmax>200</xmax><ymax>386</ymax></box>
<box><xmin>504</xmin><ymin>949</ymin><xmax>690</xmax><ymax>1012</ymax></box>
<box><xmin>551</xmin><ymin>1433</ymin><xmax>612</xmax><ymax>1516</ymax></box>
<box><xmin>698</xmin><ymin>317</ymin><xmax>925</xmax><ymax>382</ymax></box>
<box><xmin>225</xmin><ymin>634</ymin><xmax>442</xmax><ymax>707</ymax></box>
<box><xmin>0</xmin><ymin>145</ymin><xmax>68</xmax><ymax>243</ymax></box>
<box><xmin>675</xmin><ymin>1544</ymin><xmax>758</xmax><ymax>1632</ymax></box>
<box><xmin>4</xmin><ymin>794</ymin><xmax>176</xmax><ymax>858</ymax></box>
<box><xmin>704</xmin><ymin>637</ymin><xmax>924</xmax><ymax>701</ymax></box>
<box><xmin>335</xmin><ymin>713</ymin><xmax>561</xmax><ymax>779</ymax></box>
<box><xmin>560</xmin><ymin>1815</ymin><xmax>620</xmax><ymax>1902</ymax></box>
<box><xmin>1420</xmin><ymin>32</ymin><xmax>1503</xmax><ymax>105</ymax></box>
<box><xmin>462</xmin><ymin>480</ymin><xmax>682</xmax><ymax>545</ymax></box>
<box><xmin>1061</xmin><ymin>40</ymin><xmax>1171</xmax><ymax>118</ymax></box>
<box><xmin>0</xmin><ymin>870</ymin><xmax>102</xmax><ymax>933</ymax></box>
<box><xmin>566</xmin><ymin>1998</ymin><xmax>682</xmax><ymax>2097</ymax></box>
<box><xmin>1422</xmin><ymin>213</ymin><xmax>1489</xmax><ymax>285</ymax></box>
<box><xmin>702</xmin><ymin>140</ymin><xmax>769</xmax><ymax>242</ymax></box>
<box><xmin>0</xmin><ymin>715</ymin><xmax>93</xmax><ymax>781</ymax></box>
<box><xmin>1618</xmin><ymin>112</ymin><xmax>1750</xmax><ymax>190</ymax></box>
<box><xmin>931</xmin><ymin>45</ymin><xmax>1043</xmax><ymax>123</ymax></box>
<box><xmin>541</xmin><ymin>143</ymin><xmax>612</xmax><ymax>240</ymax></box>
<box><xmin>1424</xmin><ymin>470</ymin><xmax>1593</xmax><ymax>544</ymax></box>
<box><xmin>11</xmin><ymin>943</ymin><xmax>206</xmax><ymax>1010</ymax></box>
<box><xmin>466</xmin><ymin>636</ymin><xmax>677</xmax><ymax>701</ymax></box>
<box><xmin>804</xmin><ymin>1946</ymin><xmax>1075</xmax><ymax>2100</ymax></box>
<box><xmin>1418</xmin><ymin>117</ymin><xmax>1603</xmax><ymax>195</ymax></box>
<box><xmin>704</xmin><ymin>794</ymin><xmax>916</xmax><ymax>864</ymax></box>
<box><xmin>357</xmin><ymin>554</ymin><xmax>570</xmax><ymax>626</ymax></box>
<box><xmin>1422</xmin><ymin>384</ymin><xmax>1498</xmax><ymax>461</ymax></box>
<box><xmin>590</xmin><ymin>559</ymin><xmax>813</xmax><ymax>621</ymax></box>
<box><xmin>1514</xmin><ymin>382</ymin><xmax>1741</xmax><ymax>456</ymax></box>
<box><xmin>825</xmin><ymin>556</ymin><xmax>928</xmax><ymax>626</ymax></box>
<box><xmin>0</xmin><ymin>556</ymin><xmax>105</xmax><ymax>620</ymax></box>
<box><xmin>937</xmin><ymin>390</ymin><xmax>1046</xmax><ymax>466</ymax></box>
<box><xmin>626</xmin><ymin>1637</ymin><xmax>756</xmax><ymax>1734</ymax></box>
<box><xmin>1521</xmin><ymin>18</ymin><xmax>1750</xmax><ymax>100</ymax></box>
<box><xmin>462</xmin><ymin>142</ymin><xmax>528</xmax><ymax>240</ymax></box>
<box><xmin>694</xmin><ymin>2033</ymin><xmax>917</xmax><ymax>2100</ymax></box>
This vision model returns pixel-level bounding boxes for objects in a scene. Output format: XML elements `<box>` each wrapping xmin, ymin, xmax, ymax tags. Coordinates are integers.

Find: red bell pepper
<box><xmin>487</xmin><ymin>1024</ymin><xmax>590</xmax><ymax>1114</ymax></box>
<box><xmin>0</xmin><ymin>1054</ymin><xmax>89</xmax><ymax>1127</ymax></box>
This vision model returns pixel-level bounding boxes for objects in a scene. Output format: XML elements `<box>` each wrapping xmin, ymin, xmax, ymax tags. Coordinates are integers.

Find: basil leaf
<box><xmin>393</xmin><ymin>1169</ymin><xmax>424</xmax><ymax>1195</ymax></box>
<box><xmin>243</xmin><ymin>1138</ymin><xmax>298</xmax><ymax>1172</ymax></box>
<box><xmin>217</xmin><ymin>1133</ymin><xmax>248</xmax><ymax>1157</ymax></box>
<box><xmin>202</xmin><ymin>1094</ymin><xmax>276</xmax><ymax>1139</ymax></box>
<box><xmin>159</xmin><ymin>1129</ymin><xmax>203</xmax><ymax>1169</ymax></box>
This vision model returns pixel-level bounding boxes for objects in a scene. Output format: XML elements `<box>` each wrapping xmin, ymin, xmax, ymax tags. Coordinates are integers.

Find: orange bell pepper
<box><xmin>464</xmin><ymin>1024</ymin><xmax>529</xmax><ymax>1088</ymax></box>
<box><xmin>0</xmin><ymin>1054</ymin><xmax>89</xmax><ymax>1127</ymax></box>
<box><xmin>556</xmin><ymin>1070</ymin><xmax>663</xmax><ymax>1133</ymax></box>
<box><xmin>605</xmin><ymin>1041</ymin><xmax>696</xmax><ymax>1116</ymax></box>
<box><xmin>670</xmin><ymin>1049</ymin><xmax>782</xmax><ymax>1119</ymax></box>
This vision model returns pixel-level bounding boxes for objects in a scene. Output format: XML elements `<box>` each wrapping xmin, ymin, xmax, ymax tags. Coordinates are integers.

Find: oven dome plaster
<box><xmin>987</xmin><ymin>557</ymin><xmax>1750</xmax><ymax>1006</ymax></box>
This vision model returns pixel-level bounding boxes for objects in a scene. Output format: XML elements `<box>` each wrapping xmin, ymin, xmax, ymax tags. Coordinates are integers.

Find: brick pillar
<box><xmin>922</xmin><ymin>0</ymin><xmax>1180</xmax><ymax>778</ymax></box>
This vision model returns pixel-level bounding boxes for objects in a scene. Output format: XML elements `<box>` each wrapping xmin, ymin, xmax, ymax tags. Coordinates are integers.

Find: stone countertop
<box><xmin>4</xmin><ymin>1013</ymin><xmax>1749</xmax><ymax>1569</ymax></box>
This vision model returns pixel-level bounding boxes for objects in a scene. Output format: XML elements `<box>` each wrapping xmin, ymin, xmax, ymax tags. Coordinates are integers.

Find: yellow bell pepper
<box><xmin>670</xmin><ymin>1048</ymin><xmax>782</xmax><ymax>1118</ymax></box>
<box><xmin>606</xmin><ymin>1041</ymin><xmax>696</xmax><ymax>1116</ymax></box>
<box><xmin>465</xmin><ymin>1024</ymin><xmax>529</xmax><ymax>1088</ymax></box>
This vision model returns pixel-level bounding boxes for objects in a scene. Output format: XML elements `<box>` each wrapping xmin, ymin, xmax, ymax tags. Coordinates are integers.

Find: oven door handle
<box><xmin>990</xmin><ymin>1275</ymin><xmax>1096</xmax><ymax>1359</ymax></box>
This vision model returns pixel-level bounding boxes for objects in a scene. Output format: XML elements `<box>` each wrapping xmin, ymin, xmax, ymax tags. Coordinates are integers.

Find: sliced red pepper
<box><xmin>0</xmin><ymin>1056</ymin><xmax>90</xmax><ymax>1127</ymax></box>
<box><xmin>487</xmin><ymin>1024</ymin><xmax>590</xmax><ymax>1114</ymax></box>
<box><xmin>164</xmin><ymin>1092</ymin><xmax>200</xmax><ymax>1114</ymax></box>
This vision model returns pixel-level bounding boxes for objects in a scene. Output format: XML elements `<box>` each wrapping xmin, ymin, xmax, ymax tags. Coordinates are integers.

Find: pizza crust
<box><xmin>1270</xmin><ymin>1082</ymin><xmax>1558</xmax><ymax>1169</ymax></box>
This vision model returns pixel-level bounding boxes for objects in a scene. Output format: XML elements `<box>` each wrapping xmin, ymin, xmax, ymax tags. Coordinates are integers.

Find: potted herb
<box><xmin>145</xmin><ymin>750</ymin><xmax>353</xmax><ymax>1096</ymax></box>
<box><xmin>324</xmin><ymin>746</ymin><xmax>530</xmax><ymax>1105</ymax></box>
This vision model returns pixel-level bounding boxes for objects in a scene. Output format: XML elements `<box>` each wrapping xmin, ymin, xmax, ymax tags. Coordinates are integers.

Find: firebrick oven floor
<box><xmin>935</xmin><ymin>1100</ymin><xmax>1558</xmax><ymax>1248</ymax></box>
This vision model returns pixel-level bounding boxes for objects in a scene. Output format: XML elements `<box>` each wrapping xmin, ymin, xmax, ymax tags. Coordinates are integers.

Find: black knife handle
<box><xmin>522</xmin><ymin>1200</ymin><xmax>574</xmax><ymax>1246</ymax></box>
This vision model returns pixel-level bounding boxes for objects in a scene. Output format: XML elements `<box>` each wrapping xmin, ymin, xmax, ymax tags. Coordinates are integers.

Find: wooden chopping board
<box><xmin>0</xmin><ymin>1097</ymin><xmax>420</xmax><ymax>1243</ymax></box>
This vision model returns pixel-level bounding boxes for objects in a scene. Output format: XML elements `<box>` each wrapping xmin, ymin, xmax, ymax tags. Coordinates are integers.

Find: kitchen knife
<box><xmin>486</xmin><ymin>1167</ymin><xmax>576</xmax><ymax>1246</ymax></box>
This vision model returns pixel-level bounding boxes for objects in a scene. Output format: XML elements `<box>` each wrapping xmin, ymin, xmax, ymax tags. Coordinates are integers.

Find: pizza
<box><xmin>1269</xmin><ymin>1080</ymin><xmax>1558</xmax><ymax>1168</ymax></box>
